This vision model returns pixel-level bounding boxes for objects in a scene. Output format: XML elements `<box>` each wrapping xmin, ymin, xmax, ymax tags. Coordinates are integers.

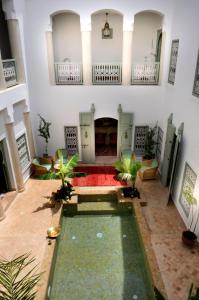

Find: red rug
<box><xmin>72</xmin><ymin>166</ymin><xmax>127</xmax><ymax>187</ymax></box>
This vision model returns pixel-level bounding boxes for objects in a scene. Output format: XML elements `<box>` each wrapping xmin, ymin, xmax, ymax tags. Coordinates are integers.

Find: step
<box><xmin>78</xmin><ymin>194</ymin><xmax>117</xmax><ymax>203</ymax></box>
<box><xmin>77</xmin><ymin>201</ymin><xmax>118</xmax><ymax>215</ymax></box>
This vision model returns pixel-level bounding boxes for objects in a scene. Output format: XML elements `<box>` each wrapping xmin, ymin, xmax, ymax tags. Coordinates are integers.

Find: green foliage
<box><xmin>188</xmin><ymin>283</ymin><xmax>199</xmax><ymax>300</ymax></box>
<box><xmin>183</xmin><ymin>186</ymin><xmax>197</xmax><ymax>206</ymax></box>
<box><xmin>144</xmin><ymin>124</ymin><xmax>158</xmax><ymax>159</ymax></box>
<box><xmin>38</xmin><ymin>114</ymin><xmax>51</xmax><ymax>154</ymax></box>
<box><xmin>39</xmin><ymin>152</ymin><xmax>86</xmax><ymax>201</ymax></box>
<box><xmin>0</xmin><ymin>253</ymin><xmax>41</xmax><ymax>300</ymax></box>
<box><xmin>57</xmin><ymin>151</ymin><xmax>79</xmax><ymax>188</ymax></box>
<box><xmin>113</xmin><ymin>155</ymin><xmax>142</xmax><ymax>187</ymax></box>
<box><xmin>154</xmin><ymin>286</ymin><xmax>165</xmax><ymax>300</ymax></box>
<box><xmin>183</xmin><ymin>186</ymin><xmax>198</xmax><ymax>230</ymax></box>
<box><xmin>38</xmin><ymin>171</ymin><xmax>57</xmax><ymax>180</ymax></box>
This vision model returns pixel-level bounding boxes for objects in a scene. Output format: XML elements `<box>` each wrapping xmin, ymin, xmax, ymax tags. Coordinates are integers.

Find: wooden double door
<box><xmin>80</xmin><ymin>108</ymin><xmax>133</xmax><ymax>163</ymax></box>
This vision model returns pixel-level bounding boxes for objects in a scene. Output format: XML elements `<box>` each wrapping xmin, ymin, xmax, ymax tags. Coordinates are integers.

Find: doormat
<box><xmin>72</xmin><ymin>166</ymin><xmax>127</xmax><ymax>187</ymax></box>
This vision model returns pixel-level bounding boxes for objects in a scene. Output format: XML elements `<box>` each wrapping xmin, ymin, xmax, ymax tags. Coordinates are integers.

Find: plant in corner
<box><xmin>0</xmin><ymin>253</ymin><xmax>41</xmax><ymax>300</ymax></box>
<box><xmin>182</xmin><ymin>186</ymin><xmax>198</xmax><ymax>246</ymax></box>
<box><xmin>113</xmin><ymin>154</ymin><xmax>142</xmax><ymax>198</ymax></box>
<box><xmin>38</xmin><ymin>114</ymin><xmax>51</xmax><ymax>157</ymax></box>
<box><xmin>143</xmin><ymin>124</ymin><xmax>158</xmax><ymax>161</ymax></box>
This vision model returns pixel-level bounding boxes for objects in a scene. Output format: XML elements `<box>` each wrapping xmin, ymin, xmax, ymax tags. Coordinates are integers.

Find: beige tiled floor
<box><xmin>0</xmin><ymin>175</ymin><xmax>199</xmax><ymax>300</ymax></box>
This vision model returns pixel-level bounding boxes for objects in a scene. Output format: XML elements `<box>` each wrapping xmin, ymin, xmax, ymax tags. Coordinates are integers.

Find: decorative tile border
<box><xmin>192</xmin><ymin>49</ymin><xmax>199</xmax><ymax>97</ymax></box>
<box><xmin>168</xmin><ymin>39</ymin><xmax>179</xmax><ymax>85</ymax></box>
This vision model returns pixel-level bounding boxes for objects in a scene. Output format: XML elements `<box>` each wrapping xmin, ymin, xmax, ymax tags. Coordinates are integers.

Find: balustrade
<box><xmin>2</xmin><ymin>59</ymin><xmax>17</xmax><ymax>87</ymax></box>
<box><xmin>54</xmin><ymin>63</ymin><xmax>83</xmax><ymax>85</ymax></box>
<box><xmin>132</xmin><ymin>63</ymin><xmax>160</xmax><ymax>85</ymax></box>
<box><xmin>92</xmin><ymin>63</ymin><xmax>122</xmax><ymax>85</ymax></box>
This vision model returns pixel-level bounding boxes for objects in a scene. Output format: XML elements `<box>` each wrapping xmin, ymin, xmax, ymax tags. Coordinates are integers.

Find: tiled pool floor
<box><xmin>0</xmin><ymin>177</ymin><xmax>199</xmax><ymax>300</ymax></box>
<box><xmin>50</xmin><ymin>212</ymin><xmax>155</xmax><ymax>300</ymax></box>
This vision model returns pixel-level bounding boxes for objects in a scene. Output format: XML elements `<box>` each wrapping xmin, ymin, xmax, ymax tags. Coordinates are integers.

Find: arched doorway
<box><xmin>95</xmin><ymin>117</ymin><xmax>118</xmax><ymax>156</ymax></box>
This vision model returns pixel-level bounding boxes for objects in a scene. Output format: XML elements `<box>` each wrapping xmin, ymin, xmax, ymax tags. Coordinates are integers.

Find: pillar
<box><xmin>81</xmin><ymin>22</ymin><xmax>92</xmax><ymax>85</ymax></box>
<box><xmin>159</xmin><ymin>30</ymin><xmax>166</xmax><ymax>85</ymax></box>
<box><xmin>0</xmin><ymin>51</ymin><xmax>7</xmax><ymax>90</ymax></box>
<box><xmin>122</xmin><ymin>21</ymin><xmax>133</xmax><ymax>85</ymax></box>
<box><xmin>46</xmin><ymin>30</ymin><xmax>55</xmax><ymax>85</ymax></box>
<box><xmin>0</xmin><ymin>195</ymin><xmax>5</xmax><ymax>221</ymax></box>
<box><xmin>5</xmin><ymin>122</ymin><xmax>25</xmax><ymax>192</ymax></box>
<box><xmin>23</xmin><ymin>111</ymin><xmax>36</xmax><ymax>159</ymax></box>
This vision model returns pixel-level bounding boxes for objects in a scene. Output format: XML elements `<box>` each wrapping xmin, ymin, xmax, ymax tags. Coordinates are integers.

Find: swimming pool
<box><xmin>47</xmin><ymin>194</ymin><xmax>155</xmax><ymax>300</ymax></box>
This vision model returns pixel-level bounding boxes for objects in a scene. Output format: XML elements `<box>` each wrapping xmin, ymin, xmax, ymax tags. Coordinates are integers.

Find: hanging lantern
<box><xmin>102</xmin><ymin>13</ymin><xmax>113</xmax><ymax>39</ymax></box>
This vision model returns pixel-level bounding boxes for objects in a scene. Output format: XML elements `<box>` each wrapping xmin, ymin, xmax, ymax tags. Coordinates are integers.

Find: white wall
<box><xmin>52</xmin><ymin>13</ymin><xmax>82</xmax><ymax>62</ymax></box>
<box><xmin>132</xmin><ymin>12</ymin><xmax>162</xmax><ymax>63</ymax></box>
<box><xmin>31</xmin><ymin>85</ymin><xmax>162</xmax><ymax>156</ymax></box>
<box><xmin>92</xmin><ymin>12</ymin><xmax>123</xmax><ymax>62</ymax></box>
<box><xmin>21</xmin><ymin>0</ymin><xmax>174</xmax><ymax>156</ymax></box>
<box><xmin>162</xmin><ymin>0</ymin><xmax>199</xmax><ymax>234</ymax></box>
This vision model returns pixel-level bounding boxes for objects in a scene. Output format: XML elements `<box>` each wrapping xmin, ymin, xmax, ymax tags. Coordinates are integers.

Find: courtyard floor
<box><xmin>0</xmin><ymin>174</ymin><xmax>199</xmax><ymax>300</ymax></box>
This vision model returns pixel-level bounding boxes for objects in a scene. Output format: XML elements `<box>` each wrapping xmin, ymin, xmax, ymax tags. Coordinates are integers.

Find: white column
<box><xmin>122</xmin><ymin>21</ymin><xmax>133</xmax><ymax>85</ymax></box>
<box><xmin>7</xmin><ymin>19</ymin><xmax>26</xmax><ymax>84</ymax></box>
<box><xmin>5</xmin><ymin>115</ymin><xmax>25</xmax><ymax>192</ymax></box>
<box><xmin>81</xmin><ymin>22</ymin><xmax>92</xmax><ymax>85</ymax></box>
<box><xmin>23</xmin><ymin>110</ymin><xmax>36</xmax><ymax>159</ymax></box>
<box><xmin>0</xmin><ymin>51</ymin><xmax>7</xmax><ymax>90</ymax></box>
<box><xmin>159</xmin><ymin>30</ymin><xmax>166</xmax><ymax>85</ymax></box>
<box><xmin>0</xmin><ymin>195</ymin><xmax>6</xmax><ymax>221</ymax></box>
<box><xmin>46</xmin><ymin>30</ymin><xmax>55</xmax><ymax>85</ymax></box>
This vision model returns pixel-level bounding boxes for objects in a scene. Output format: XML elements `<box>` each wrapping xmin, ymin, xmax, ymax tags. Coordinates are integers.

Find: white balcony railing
<box><xmin>2</xmin><ymin>59</ymin><xmax>17</xmax><ymax>87</ymax></box>
<box><xmin>54</xmin><ymin>63</ymin><xmax>83</xmax><ymax>85</ymax></box>
<box><xmin>132</xmin><ymin>63</ymin><xmax>160</xmax><ymax>85</ymax></box>
<box><xmin>92</xmin><ymin>63</ymin><xmax>122</xmax><ymax>85</ymax></box>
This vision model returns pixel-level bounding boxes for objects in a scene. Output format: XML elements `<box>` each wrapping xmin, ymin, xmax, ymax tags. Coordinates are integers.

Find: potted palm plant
<box><xmin>38</xmin><ymin>114</ymin><xmax>51</xmax><ymax>157</ymax></box>
<box><xmin>143</xmin><ymin>124</ymin><xmax>158</xmax><ymax>161</ymax></box>
<box><xmin>182</xmin><ymin>186</ymin><xmax>198</xmax><ymax>246</ymax></box>
<box><xmin>40</xmin><ymin>150</ymin><xmax>85</xmax><ymax>202</ymax></box>
<box><xmin>113</xmin><ymin>154</ymin><xmax>142</xmax><ymax>198</ymax></box>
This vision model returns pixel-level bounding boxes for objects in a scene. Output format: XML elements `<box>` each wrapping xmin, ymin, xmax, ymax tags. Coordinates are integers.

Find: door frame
<box><xmin>80</xmin><ymin>104</ymin><xmax>134</xmax><ymax>162</ymax></box>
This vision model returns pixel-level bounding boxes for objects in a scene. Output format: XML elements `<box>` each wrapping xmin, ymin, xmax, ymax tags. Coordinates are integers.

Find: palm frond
<box><xmin>0</xmin><ymin>253</ymin><xmax>41</xmax><ymax>300</ymax></box>
<box><xmin>113</xmin><ymin>155</ymin><xmax>142</xmax><ymax>185</ymax></box>
<box><xmin>39</xmin><ymin>172</ymin><xmax>57</xmax><ymax>180</ymax></box>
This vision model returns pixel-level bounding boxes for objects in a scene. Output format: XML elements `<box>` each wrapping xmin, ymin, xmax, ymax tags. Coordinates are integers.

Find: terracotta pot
<box><xmin>182</xmin><ymin>230</ymin><xmax>197</xmax><ymax>247</ymax></box>
<box><xmin>142</xmin><ymin>157</ymin><xmax>153</xmax><ymax>166</ymax></box>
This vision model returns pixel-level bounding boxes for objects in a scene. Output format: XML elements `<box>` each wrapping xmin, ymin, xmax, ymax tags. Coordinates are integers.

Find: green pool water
<box><xmin>48</xmin><ymin>196</ymin><xmax>155</xmax><ymax>300</ymax></box>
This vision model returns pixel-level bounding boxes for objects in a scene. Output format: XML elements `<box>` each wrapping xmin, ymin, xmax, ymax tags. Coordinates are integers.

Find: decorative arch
<box><xmin>50</xmin><ymin>10</ymin><xmax>80</xmax><ymax>18</ymax></box>
<box><xmin>91</xmin><ymin>9</ymin><xmax>123</xmax><ymax>17</ymax></box>
<box><xmin>134</xmin><ymin>9</ymin><xmax>164</xmax><ymax>18</ymax></box>
<box><xmin>95</xmin><ymin>117</ymin><xmax>118</xmax><ymax>156</ymax></box>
